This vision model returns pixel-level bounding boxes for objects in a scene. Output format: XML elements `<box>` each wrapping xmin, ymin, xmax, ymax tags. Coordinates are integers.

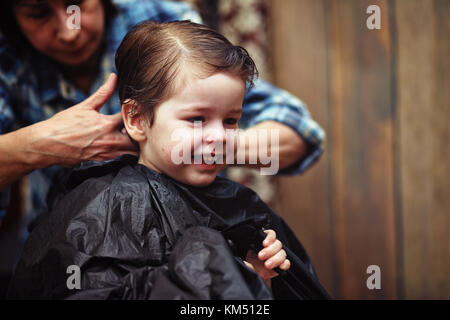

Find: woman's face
<box><xmin>138</xmin><ymin>71</ymin><xmax>245</xmax><ymax>187</ymax></box>
<box><xmin>14</xmin><ymin>0</ymin><xmax>104</xmax><ymax>66</ymax></box>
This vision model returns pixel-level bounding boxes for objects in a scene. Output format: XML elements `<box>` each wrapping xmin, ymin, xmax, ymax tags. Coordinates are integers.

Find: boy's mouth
<box><xmin>190</xmin><ymin>152</ymin><xmax>224</xmax><ymax>165</ymax></box>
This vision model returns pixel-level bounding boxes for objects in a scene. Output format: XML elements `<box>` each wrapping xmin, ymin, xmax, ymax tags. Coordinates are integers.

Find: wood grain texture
<box><xmin>269</xmin><ymin>0</ymin><xmax>402</xmax><ymax>299</ymax></box>
<box><xmin>325</xmin><ymin>0</ymin><xmax>397</xmax><ymax>299</ymax></box>
<box><xmin>396</xmin><ymin>0</ymin><xmax>450</xmax><ymax>299</ymax></box>
<box><xmin>231</xmin><ymin>0</ymin><xmax>450</xmax><ymax>299</ymax></box>
<box><xmin>268</xmin><ymin>0</ymin><xmax>336</xmax><ymax>297</ymax></box>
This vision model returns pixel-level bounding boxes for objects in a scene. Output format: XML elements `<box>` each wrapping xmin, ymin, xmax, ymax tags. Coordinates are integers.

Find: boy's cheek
<box><xmin>161</xmin><ymin>146</ymin><xmax>177</xmax><ymax>165</ymax></box>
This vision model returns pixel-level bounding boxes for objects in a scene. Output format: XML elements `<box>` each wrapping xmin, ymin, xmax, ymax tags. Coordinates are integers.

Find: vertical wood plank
<box><xmin>430</xmin><ymin>0</ymin><xmax>450</xmax><ymax>299</ymax></box>
<box><xmin>268</xmin><ymin>0</ymin><xmax>335</xmax><ymax>297</ymax></box>
<box><xmin>325</xmin><ymin>0</ymin><xmax>397</xmax><ymax>299</ymax></box>
<box><xmin>396</xmin><ymin>0</ymin><xmax>450</xmax><ymax>299</ymax></box>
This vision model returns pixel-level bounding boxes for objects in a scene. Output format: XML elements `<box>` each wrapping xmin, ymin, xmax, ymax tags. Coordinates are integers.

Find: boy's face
<box><xmin>138</xmin><ymin>71</ymin><xmax>245</xmax><ymax>186</ymax></box>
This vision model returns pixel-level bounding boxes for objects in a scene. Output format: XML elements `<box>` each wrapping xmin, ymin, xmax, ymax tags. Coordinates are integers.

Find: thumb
<box><xmin>82</xmin><ymin>73</ymin><xmax>117</xmax><ymax>111</ymax></box>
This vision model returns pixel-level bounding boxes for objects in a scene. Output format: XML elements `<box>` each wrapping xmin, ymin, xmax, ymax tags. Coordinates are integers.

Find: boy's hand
<box><xmin>244</xmin><ymin>229</ymin><xmax>291</xmax><ymax>282</ymax></box>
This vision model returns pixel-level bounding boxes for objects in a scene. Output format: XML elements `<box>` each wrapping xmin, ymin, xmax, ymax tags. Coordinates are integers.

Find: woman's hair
<box><xmin>115</xmin><ymin>20</ymin><xmax>258</xmax><ymax>125</ymax></box>
<box><xmin>0</xmin><ymin>0</ymin><xmax>117</xmax><ymax>56</ymax></box>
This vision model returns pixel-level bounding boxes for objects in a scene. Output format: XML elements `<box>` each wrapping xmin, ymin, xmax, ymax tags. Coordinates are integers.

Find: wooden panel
<box><xmin>431</xmin><ymin>0</ymin><xmax>450</xmax><ymax>299</ymax></box>
<box><xmin>268</xmin><ymin>0</ymin><xmax>450</xmax><ymax>299</ymax></box>
<box><xmin>325</xmin><ymin>0</ymin><xmax>397</xmax><ymax>299</ymax></box>
<box><xmin>396</xmin><ymin>0</ymin><xmax>450</xmax><ymax>299</ymax></box>
<box><xmin>268</xmin><ymin>0</ymin><xmax>335</xmax><ymax>297</ymax></box>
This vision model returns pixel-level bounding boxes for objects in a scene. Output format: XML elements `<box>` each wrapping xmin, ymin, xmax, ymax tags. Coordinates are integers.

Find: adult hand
<box><xmin>29</xmin><ymin>73</ymin><xmax>138</xmax><ymax>167</ymax></box>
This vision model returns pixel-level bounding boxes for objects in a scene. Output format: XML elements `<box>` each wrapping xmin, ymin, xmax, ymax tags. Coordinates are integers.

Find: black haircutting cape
<box><xmin>7</xmin><ymin>155</ymin><xmax>330</xmax><ymax>300</ymax></box>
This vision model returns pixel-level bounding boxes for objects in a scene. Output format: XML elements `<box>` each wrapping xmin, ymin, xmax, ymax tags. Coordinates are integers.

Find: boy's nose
<box><xmin>204</xmin><ymin>125</ymin><xmax>227</xmax><ymax>144</ymax></box>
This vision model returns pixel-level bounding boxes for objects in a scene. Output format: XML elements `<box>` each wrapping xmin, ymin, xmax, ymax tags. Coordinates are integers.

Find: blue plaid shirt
<box><xmin>0</xmin><ymin>0</ymin><xmax>325</xmax><ymax>222</ymax></box>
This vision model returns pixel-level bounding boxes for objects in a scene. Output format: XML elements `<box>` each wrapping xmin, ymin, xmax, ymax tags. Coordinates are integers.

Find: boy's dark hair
<box><xmin>115</xmin><ymin>20</ymin><xmax>258</xmax><ymax>125</ymax></box>
<box><xmin>0</xmin><ymin>0</ymin><xmax>117</xmax><ymax>57</ymax></box>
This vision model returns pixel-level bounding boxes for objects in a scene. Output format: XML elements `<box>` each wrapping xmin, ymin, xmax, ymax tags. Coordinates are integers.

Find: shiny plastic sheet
<box><xmin>8</xmin><ymin>155</ymin><xmax>329</xmax><ymax>299</ymax></box>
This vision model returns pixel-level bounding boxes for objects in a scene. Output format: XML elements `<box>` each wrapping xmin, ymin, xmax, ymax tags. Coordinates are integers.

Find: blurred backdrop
<box><xmin>182</xmin><ymin>0</ymin><xmax>450</xmax><ymax>299</ymax></box>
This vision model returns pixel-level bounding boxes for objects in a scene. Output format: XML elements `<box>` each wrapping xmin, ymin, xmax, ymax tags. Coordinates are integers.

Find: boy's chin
<box><xmin>181</xmin><ymin>168</ymin><xmax>222</xmax><ymax>187</ymax></box>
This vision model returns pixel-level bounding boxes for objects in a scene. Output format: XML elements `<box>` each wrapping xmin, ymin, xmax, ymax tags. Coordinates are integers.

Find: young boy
<box><xmin>8</xmin><ymin>21</ymin><xmax>328</xmax><ymax>300</ymax></box>
<box><xmin>118</xmin><ymin>21</ymin><xmax>289</xmax><ymax>278</ymax></box>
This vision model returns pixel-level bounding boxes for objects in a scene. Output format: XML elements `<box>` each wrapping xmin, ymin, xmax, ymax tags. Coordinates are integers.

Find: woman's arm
<box><xmin>0</xmin><ymin>74</ymin><xmax>137</xmax><ymax>191</ymax></box>
<box><xmin>236</xmin><ymin>120</ymin><xmax>309</xmax><ymax>172</ymax></box>
<box><xmin>240</xmin><ymin>79</ymin><xmax>325</xmax><ymax>175</ymax></box>
<box><xmin>0</xmin><ymin>125</ymin><xmax>38</xmax><ymax>191</ymax></box>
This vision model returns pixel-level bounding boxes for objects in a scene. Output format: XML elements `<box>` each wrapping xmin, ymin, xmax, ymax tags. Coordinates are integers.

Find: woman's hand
<box><xmin>0</xmin><ymin>73</ymin><xmax>137</xmax><ymax>191</ymax></box>
<box><xmin>28</xmin><ymin>73</ymin><xmax>138</xmax><ymax>167</ymax></box>
<box><xmin>244</xmin><ymin>229</ymin><xmax>291</xmax><ymax>283</ymax></box>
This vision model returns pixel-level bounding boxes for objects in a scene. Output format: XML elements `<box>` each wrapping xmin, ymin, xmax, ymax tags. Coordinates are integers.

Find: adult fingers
<box><xmin>81</xmin><ymin>73</ymin><xmax>117</xmax><ymax>111</ymax></box>
<box><xmin>106</xmin><ymin>111</ymin><xmax>124</xmax><ymax>126</ymax></box>
<box><xmin>103</xmin><ymin>131</ymin><xmax>138</xmax><ymax>150</ymax></box>
<box><xmin>91</xmin><ymin>149</ymin><xmax>139</xmax><ymax>162</ymax></box>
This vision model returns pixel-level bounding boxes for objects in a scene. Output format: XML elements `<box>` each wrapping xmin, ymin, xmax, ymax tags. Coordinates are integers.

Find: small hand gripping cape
<box><xmin>7</xmin><ymin>155</ymin><xmax>330</xmax><ymax>300</ymax></box>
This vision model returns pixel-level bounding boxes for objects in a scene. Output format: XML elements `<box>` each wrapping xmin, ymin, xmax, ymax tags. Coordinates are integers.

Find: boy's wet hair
<box><xmin>115</xmin><ymin>20</ymin><xmax>258</xmax><ymax>125</ymax></box>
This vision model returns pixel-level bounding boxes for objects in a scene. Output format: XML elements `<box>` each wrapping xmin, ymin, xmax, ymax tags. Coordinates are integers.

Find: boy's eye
<box><xmin>187</xmin><ymin>116</ymin><xmax>205</xmax><ymax>123</ymax></box>
<box><xmin>27</xmin><ymin>8</ymin><xmax>50</xmax><ymax>19</ymax></box>
<box><xmin>66</xmin><ymin>0</ymin><xmax>85</xmax><ymax>6</ymax></box>
<box><xmin>224</xmin><ymin>118</ymin><xmax>238</xmax><ymax>125</ymax></box>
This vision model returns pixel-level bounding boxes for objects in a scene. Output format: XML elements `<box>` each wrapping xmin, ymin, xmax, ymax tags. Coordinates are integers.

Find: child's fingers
<box><xmin>244</xmin><ymin>260</ymin><xmax>255</xmax><ymax>271</ymax></box>
<box><xmin>262</xmin><ymin>229</ymin><xmax>276</xmax><ymax>247</ymax></box>
<box><xmin>279</xmin><ymin>259</ymin><xmax>291</xmax><ymax>271</ymax></box>
<box><xmin>264</xmin><ymin>248</ymin><xmax>287</xmax><ymax>269</ymax></box>
<box><xmin>258</xmin><ymin>239</ymin><xmax>282</xmax><ymax>260</ymax></box>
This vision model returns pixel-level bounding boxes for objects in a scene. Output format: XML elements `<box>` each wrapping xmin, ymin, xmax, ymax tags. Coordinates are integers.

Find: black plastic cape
<box><xmin>8</xmin><ymin>155</ymin><xmax>330</xmax><ymax>300</ymax></box>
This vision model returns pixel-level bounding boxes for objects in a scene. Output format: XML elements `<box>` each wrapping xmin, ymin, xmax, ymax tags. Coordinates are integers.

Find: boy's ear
<box><xmin>122</xmin><ymin>101</ymin><xmax>147</xmax><ymax>142</ymax></box>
